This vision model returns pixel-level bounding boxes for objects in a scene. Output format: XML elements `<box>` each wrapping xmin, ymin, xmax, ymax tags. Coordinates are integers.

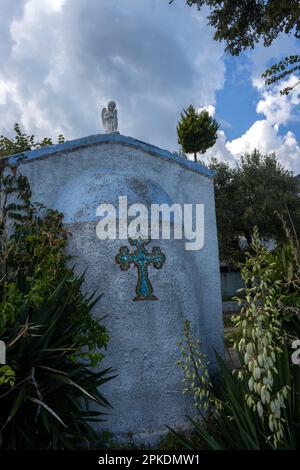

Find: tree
<box><xmin>262</xmin><ymin>54</ymin><xmax>300</xmax><ymax>95</ymax></box>
<box><xmin>177</xmin><ymin>105</ymin><xmax>219</xmax><ymax>162</ymax></box>
<box><xmin>0</xmin><ymin>123</ymin><xmax>65</xmax><ymax>159</ymax></box>
<box><xmin>206</xmin><ymin>150</ymin><xmax>300</xmax><ymax>264</ymax></box>
<box><xmin>171</xmin><ymin>0</ymin><xmax>300</xmax><ymax>94</ymax></box>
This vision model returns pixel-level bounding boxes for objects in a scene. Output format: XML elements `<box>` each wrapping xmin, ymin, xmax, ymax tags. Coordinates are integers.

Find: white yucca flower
<box><xmin>248</xmin><ymin>376</ymin><xmax>254</xmax><ymax>392</ymax></box>
<box><xmin>257</xmin><ymin>401</ymin><xmax>264</xmax><ymax>417</ymax></box>
<box><xmin>253</xmin><ymin>367</ymin><xmax>261</xmax><ymax>379</ymax></box>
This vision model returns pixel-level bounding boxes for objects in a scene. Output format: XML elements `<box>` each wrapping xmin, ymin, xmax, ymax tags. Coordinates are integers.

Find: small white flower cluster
<box><xmin>233</xmin><ymin>230</ymin><xmax>290</xmax><ymax>448</ymax></box>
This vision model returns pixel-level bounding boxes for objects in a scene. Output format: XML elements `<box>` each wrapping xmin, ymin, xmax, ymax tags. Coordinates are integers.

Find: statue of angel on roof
<box><xmin>101</xmin><ymin>100</ymin><xmax>118</xmax><ymax>133</ymax></box>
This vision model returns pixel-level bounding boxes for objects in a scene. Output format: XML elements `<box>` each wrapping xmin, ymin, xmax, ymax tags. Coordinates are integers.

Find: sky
<box><xmin>0</xmin><ymin>0</ymin><xmax>299</xmax><ymax>172</ymax></box>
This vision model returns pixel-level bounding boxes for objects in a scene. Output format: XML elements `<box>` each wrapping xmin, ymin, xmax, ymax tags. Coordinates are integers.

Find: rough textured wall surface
<box><xmin>6</xmin><ymin>133</ymin><xmax>223</xmax><ymax>444</ymax></box>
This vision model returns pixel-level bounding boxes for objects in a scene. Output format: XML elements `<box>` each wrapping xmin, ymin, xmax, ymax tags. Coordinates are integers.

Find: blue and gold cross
<box><xmin>115</xmin><ymin>238</ymin><xmax>166</xmax><ymax>301</ymax></box>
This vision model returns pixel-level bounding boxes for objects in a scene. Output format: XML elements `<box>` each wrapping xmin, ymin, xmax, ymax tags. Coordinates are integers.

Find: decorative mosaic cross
<box><xmin>115</xmin><ymin>238</ymin><xmax>166</xmax><ymax>301</ymax></box>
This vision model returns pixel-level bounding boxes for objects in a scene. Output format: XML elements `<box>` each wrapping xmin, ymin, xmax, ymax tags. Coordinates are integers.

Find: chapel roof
<box><xmin>5</xmin><ymin>132</ymin><xmax>214</xmax><ymax>178</ymax></box>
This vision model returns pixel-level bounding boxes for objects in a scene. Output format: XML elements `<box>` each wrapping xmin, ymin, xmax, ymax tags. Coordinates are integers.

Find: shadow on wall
<box><xmin>220</xmin><ymin>268</ymin><xmax>244</xmax><ymax>300</ymax></box>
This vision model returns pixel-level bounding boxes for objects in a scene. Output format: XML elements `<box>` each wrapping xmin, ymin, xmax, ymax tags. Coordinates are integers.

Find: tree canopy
<box><xmin>171</xmin><ymin>0</ymin><xmax>300</xmax><ymax>93</ymax></box>
<box><xmin>177</xmin><ymin>105</ymin><xmax>219</xmax><ymax>161</ymax></box>
<box><xmin>206</xmin><ymin>150</ymin><xmax>300</xmax><ymax>264</ymax></box>
<box><xmin>0</xmin><ymin>123</ymin><xmax>65</xmax><ymax>159</ymax></box>
<box><xmin>176</xmin><ymin>1</ymin><xmax>299</xmax><ymax>55</ymax></box>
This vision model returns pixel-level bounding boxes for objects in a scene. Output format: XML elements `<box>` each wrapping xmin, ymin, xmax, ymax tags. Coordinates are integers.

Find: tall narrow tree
<box><xmin>177</xmin><ymin>105</ymin><xmax>219</xmax><ymax>162</ymax></box>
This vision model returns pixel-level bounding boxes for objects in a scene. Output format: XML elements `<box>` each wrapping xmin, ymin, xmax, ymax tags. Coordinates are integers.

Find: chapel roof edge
<box><xmin>4</xmin><ymin>132</ymin><xmax>214</xmax><ymax>178</ymax></box>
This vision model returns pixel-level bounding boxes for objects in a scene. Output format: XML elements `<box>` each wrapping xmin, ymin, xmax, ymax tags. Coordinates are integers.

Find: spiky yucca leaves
<box><xmin>271</xmin><ymin>220</ymin><xmax>300</xmax><ymax>339</ymax></box>
<box><xmin>173</xmin><ymin>329</ymin><xmax>300</xmax><ymax>450</ymax></box>
<box><xmin>0</xmin><ymin>277</ymin><xmax>112</xmax><ymax>449</ymax></box>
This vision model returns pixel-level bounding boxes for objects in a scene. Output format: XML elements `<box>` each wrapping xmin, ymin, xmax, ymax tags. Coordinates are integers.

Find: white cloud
<box><xmin>201</xmin><ymin>74</ymin><xmax>300</xmax><ymax>173</ymax></box>
<box><xmin>47</xmin><ymin>0</ymin><xmax>65</xmax><ymax>12</ymax></box>
<box><xmin>1</xmin><ymin>0</ymin><xmax>299</xmax><ymax>173</ymax></box>
<box><xmin>201</xmin><ymin>119</ymin><xmax>300</xmax><ymax>174</ymax></box>
<box><xmin>0</xmin><ymin>0</ymin><xmax>225</xmax><ymax>149</ymax></box>
<box><xmin>0</xmin><ymin>80</ymin><xmax>10</xmax><ymax>105</ymax></box>
<box><xmin>204</xmin><ymin>130</ymin><xmax>237</xmax><ymax>164</ymax></box>
<box><xmin>198</xmin><ymin>104</ymin><xmax>215</xmax><ymax>117</ymax></box>
<box><xmin>204</xmin><ymin>117</ymin><xmax>300</xmax><ymax>174</ymax></box>
<box><xmin>198</xmin><ymin>31</ymin><xmax>300</xmax><ymax>173</ymax></box>
<box><xmin>254</xmin><ymin>76</ymin><xmax>300</xmax><ymax>126</ymax></box>
<box><xmin>226</xmin><ymin>120</ymin><xmax>278</xmax><ymax>155</ymax></box>
<box><xmin>226</xmin><ymin>119</ymin><xmax>300</xmax><ymax>172</ymax></box>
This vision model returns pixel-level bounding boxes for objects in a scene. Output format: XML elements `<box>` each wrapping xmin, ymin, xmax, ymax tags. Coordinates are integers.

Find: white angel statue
<box><xmin>101</xmin><ymin>100</ymin><xmax>118</xmax><ymax>133</ymax></box>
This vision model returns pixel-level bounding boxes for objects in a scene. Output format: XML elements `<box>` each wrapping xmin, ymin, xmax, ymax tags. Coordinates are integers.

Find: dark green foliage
<box><xmin>173</xmin><ymin>1</ymin><xmax>300</xmax><ymax>55</ymax></box>
<box><xmin>173</xmin><ymin>231</ymin><xmax>300</xmax><ymax>449</ymax></box>
<box><xmin>0</xmin><ymin>161</ymin><xmax>112</xmax><ymax>449</ymax></box>
<box><xmin>270</xmin><ymin>226</ymin><xmax>300</xmax><ymax>339</ymax></box>
<box><xmin>177</xmin><ymin>105</ymin><xmax>219</xmax><ymax>162</ymax></box>
<box><xmin>172</xmin><ymin>349</ymin><xmax>300</xmax><ymax>450</ymax></box>
<box><xmin>207</xmin><ymin>150</ymin><xmax>300</xmax><ymax>264</ymax></box>
<box><xmin>0</xmin><ymin>276</ymin><xmax>112</xmax><ymax>449</ymax></box>
<box><xmin>171</xmin><ymin>1</ymin><xmax>300</xmax><ymax>93</ymax></box>
<box><xmin>262</xmin><ymin>55</ymin><xmax>300</xmax><ymax>95</ymax></box>
<box><xmin>0</xmin><ymin>123</ymin><xmax>65</xmax><ymax>159</ymax></box>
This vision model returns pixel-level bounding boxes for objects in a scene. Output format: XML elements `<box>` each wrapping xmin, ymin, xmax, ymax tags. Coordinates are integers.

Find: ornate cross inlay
<box><xmin>115</xmin><ymin>238</ymin><xmax>166</xmax><ymax>301</ymax></box>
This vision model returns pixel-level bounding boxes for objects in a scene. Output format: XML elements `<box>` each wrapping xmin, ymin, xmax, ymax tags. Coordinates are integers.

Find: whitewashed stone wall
<box><xmin>7</xmin><ymin>133</ymin><xmax>223</xmax><ymax>444</ymax></box>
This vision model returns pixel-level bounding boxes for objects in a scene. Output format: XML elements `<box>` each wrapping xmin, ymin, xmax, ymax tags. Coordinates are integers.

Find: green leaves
<box><xmin>177</xmin><ymin>105</ymin><xmax>219</xmax><ymax>161</ymax></box>
<box><xmin>0</xmin><ymin>123</ymin><xmax>65</xmax><ymax>159</ymax></box>
<box><xmin>0</xmin><ymin>366</ymin><xmax>15</xmax><ymax>387</ymax></box>
<box><xmin>0</xmin><ymin>274</ymin><xmax>113</xmax><ymax>449</ymax></box>
<box><xmin>174</xmin><ymin>344</ymin><xmax>299</xmax><ymax>449</ymax></box>
<box><xmin>181</xmin><ymin>2</ymin><xmax>300</xmax><ymax>56</ymax></box>
<box><xmin>207</xmin><ymin>150</ymin><xmax>300</xmax><ymax>265</ymax></box>
<box><xmin>174</xmin><ymin>232</ymin><xmax>300</xmax><ymax>450</ymax></box>
<box><xmin>0</xmin><ymin>163</ymin><xmax>113</xmax><ymax>449</ymax></box>
<box><xmin>262</xmin><ymin>55</ymin><xmax>300</xmax><ymax>94</ymax></box>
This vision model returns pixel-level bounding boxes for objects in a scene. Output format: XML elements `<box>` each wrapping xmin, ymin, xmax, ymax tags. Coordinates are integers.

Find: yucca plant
<box><xmin>271</xmin><ymin>221</ymin><xmax>300</xmax><ymax>339</ymax></box>
<box><xmin>0</xmin><ymin>277</ymin><xmax>113</xmax><ymax>449</ymax></box>
<box><xmin>173</xmin><ymin>328</ymin><xmax>300</xmax><ymax>450</ymax></box>
<box><xmin>173</xmin><ymin>346</ymin><xmax>300</xmax><ymax>450</ymax></box>
<box><xmin>0</xmin><ymin>164</ymin><xmax>113</xmax><ymax>449</ymax></box>
<box><xmin>173</xmin><ymin>229</ymin><xmax>300</xmax><ymax>450</ymax></box>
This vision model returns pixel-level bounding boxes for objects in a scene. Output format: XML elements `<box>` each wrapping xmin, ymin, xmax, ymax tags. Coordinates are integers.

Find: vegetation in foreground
<box><xmin>174</xmin><ymin>228</ymin><xmax>300</xmax><ymax>449</ymax></box>
<box><xmin>0</xmin><ymin>156</ymin><xmax>113</xmax><ymax>448</ymax></box>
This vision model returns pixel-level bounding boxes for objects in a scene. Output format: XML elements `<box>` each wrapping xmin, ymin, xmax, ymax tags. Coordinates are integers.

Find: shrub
<box><xmin>0</xmin><ymin>163</ymin><xmax>113</xmax><ymax>449</ymax></box>
<box><xmin>173</xmin><ymin>229</ymin><xmax>300</xmax><ymax>449</ymax></box>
